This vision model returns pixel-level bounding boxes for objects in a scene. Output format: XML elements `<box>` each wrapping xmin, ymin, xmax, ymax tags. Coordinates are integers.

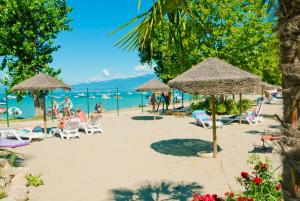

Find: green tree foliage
<box><xmin>138</xmin><ymin>0</ymin><xmax>280</xmax><ymax>85</ymax></box>
<box><xmin>0</xmin><ymin>0</ymin><xmax>71</xmax><ymax>115</ymax></box>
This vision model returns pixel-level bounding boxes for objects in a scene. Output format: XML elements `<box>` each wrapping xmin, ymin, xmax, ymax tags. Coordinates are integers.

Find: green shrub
<box><xmin>0</xmin><ymin>191</ymin><xmax>6</xmax><ymax>199</ymax></box>
<box><xmin>190</xmin><ymin>97</ymin><xmax>252</xmax><ymax>115</ymax></box>
<box><xmin>26</xmin><ymin>174</ymin><xmax>44</xmax><ymax>187</ymax></box>
<box><xmin>0</xmin><ymin>149</ymin><xmax>23</xmax><ymax>167</ymax></box>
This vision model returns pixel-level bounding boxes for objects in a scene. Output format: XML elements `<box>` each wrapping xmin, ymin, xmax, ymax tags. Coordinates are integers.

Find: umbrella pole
<box><xmin>5</xmin><ymin>89</ymin><xmax>9</xmax><ymax>127</ymax></box>
<box><xmin>51</xmin><ymin>90</ymin><xmax>53</xmax><ymax>121</ymax></box>
<box><xmin>43</xmin><ymin>92</ymin><xmax>47</xmax><ymax>134</ymax></box>
<box><xmin>172</xmin><ymin>88</ymin><xmax>175</xmax><ymax>109</ymax></box>
<box><xmin>239</xmin><ymin>93</ymin><xmax>242</xmax><ymax>125</ymax></box>
<box><xmin>87</xmin><ymin>88</ymin><xmax>90</xmax><ymax>119</ymax></box>
<box><xmin>181</xmin><ymin>92</ymin><xmax>184</xmax><ymax>108</ymax></box>
<box><xmin>141</xmin><ymin>92</ymin><xmax>144</xmax><ymax>114</ymax></box>
<box><xmin>153</xmin><ymin>93</ymin><xmax>156</xmax><ymax>120</ymax></box>
<box><xmin>211</xmin><ymin>95</ymin><xmax>217</xmax><ymax>158</ymax></box>
<box><xmin>116</xmin><ymin>88</ymin><xmax>119</xmax><ymax>116</ymax></box>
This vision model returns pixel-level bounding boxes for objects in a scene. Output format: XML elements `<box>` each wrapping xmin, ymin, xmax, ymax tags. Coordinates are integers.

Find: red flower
<box><xmin>247</xmin><ymin>198</ymin><xmax>254</xmax><ymax>201</ymax></box>
<box><xmin>241</xmin><ymin>172</ymin><xmax>249</xmax><ymax>179</ymax></box>
<box><xmin>237</xmin><ymin>197</ymin><xmax>248</xmax><ymax>201</ymax></box>
<box><xmin>261</xmin><ymin>163</ymin><xmax>268</xmax><ymax>169</ymax></box>
<box><xmin>276</xmin><ymin>183</ymin><xmax>282</xmax><ymax>191</ymax></box>
<box><xmin>252</xmin><ymin>177</ymin><xmax>263</xmax><ymax>185</ymax></box>
<box><xmin>224</xmin><ymin>192</ymin><xmax>228</xmax><ymax>196</ymax></box>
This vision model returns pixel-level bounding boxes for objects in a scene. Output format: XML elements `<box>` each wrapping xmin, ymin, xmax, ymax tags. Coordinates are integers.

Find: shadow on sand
<box><xmin>151</xmin><ymin>139</ymin><xmax>222</xmax><ymax>157</ymax></box>
<box><xmin>131</xmin><ymin>116</ymin><xmax>163</xmax><ymax>121</ymax></box>
<box><xmin>108</xmin><ymin>180</ymin><xmax>203</xmax><ymax>201</ymax></box>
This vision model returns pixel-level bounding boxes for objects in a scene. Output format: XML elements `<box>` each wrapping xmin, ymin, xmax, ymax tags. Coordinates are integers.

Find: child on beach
<box><xmin>60</xmin><ymin>96</ymin><xmax>73</xmax><ymax>117</ymax></box>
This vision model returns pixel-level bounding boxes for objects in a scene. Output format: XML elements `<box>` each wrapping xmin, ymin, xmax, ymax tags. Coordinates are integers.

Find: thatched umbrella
<box><xmin>12</xmin><ymin>73</ymin><xmax>71</xmax><ymax>133</ymax></box>
<box><xmin>136</xmin><ymin>80</ymin><xmax>170</xmax><ymax>119</ymax></box>
<box><xmin>168</xmin><ymin>57</ymin><xmax>261</xmax><ymax>158</ymax></box>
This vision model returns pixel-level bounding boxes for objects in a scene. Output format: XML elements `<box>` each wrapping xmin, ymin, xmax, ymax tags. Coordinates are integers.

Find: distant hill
<box><xmin>72</xmin><ymin>74</ymin><xmax>157</xmax><ymax>91</ymax></box>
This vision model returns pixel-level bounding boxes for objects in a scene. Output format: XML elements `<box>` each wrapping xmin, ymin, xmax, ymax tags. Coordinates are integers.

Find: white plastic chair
<box><xmin>51</xmin><ymin>121</ymin><xmax>80</xmax><ymax>140</ymax></box>
<box><xmin>85</xmin><ymin>115</ymin><xmax>103</xmax><ymax>134</ymax></box>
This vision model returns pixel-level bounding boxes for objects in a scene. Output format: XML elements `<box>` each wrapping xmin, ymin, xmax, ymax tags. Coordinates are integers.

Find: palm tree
<box><xmin>114</xmin><ymin>0</ymin><xmax>300</xmax><ymax>199</ymax></box>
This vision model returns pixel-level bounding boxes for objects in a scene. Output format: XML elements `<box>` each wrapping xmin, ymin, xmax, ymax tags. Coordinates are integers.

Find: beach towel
<box><xmin>0</xmin><ymin>139</ymin><xmax>30</xmax><ymax>148</ymax></box>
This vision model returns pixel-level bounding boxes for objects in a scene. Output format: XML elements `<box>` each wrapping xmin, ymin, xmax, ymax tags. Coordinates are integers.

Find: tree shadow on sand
<box><xmin>131</xmin><ymin>116</ymin><xmax>163</xmax><ymax>121</ymax></box>
<box><xmin>151</xmin><ymin>139</ymin><xmax>222</xmax><ymax>157</ymax></box>
<box><xmin>108</xmin><ymin>181</ymin><xmax>203</xmax><ymax>201</ymax></box>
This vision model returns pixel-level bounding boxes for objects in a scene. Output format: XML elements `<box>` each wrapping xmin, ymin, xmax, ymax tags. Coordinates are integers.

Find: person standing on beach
<box><xmin>52</xmin><ymin>99</ymin><xmax>59</xmax><ymax>119</ymax></box>
<box><xmin>60</xmin><ymin>96</ymin><xmax>73</xmax><ymax>117</ymax></box>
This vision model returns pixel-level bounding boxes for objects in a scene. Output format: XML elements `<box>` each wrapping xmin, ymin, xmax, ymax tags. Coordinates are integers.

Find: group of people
<box><xmin>149</xmin><ymin>92</ymin><xmax>171</xmax><ymax>111</ymax></box>
<box><xmin>51</xmin><ymin>96</ymin><xmax>104</xmax><ymax>120</ymax></box>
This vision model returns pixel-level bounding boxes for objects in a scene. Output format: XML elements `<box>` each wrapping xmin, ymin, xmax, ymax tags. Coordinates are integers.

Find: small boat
<box><xmin>114</xmin><ymin>96</ymin><xmax>122</xmax><ymax>99</ymax></box>
<box><xmin>0</xmin><ymin>108</ymin><xmax>6</xmax><ymax>114</ymax></box>
<box><xmin>127</xmin><ymin>92</ymin><xmax>133</xmax><ymax>95</ymax></box>
<box><xmin>52</xmin><ymin>95</ymin><xmax>61</xmax><ymax>99</ymax></box>
<box><xmin>7</xmin><ymin>95</ymin><xmax>16</xmax><ymax>100</ymax></box>
<box><xmin>101</xmin><ymin>94</ymin><xmax>111</xmax><ymax>100</ymax></box>
<box><xmin>77</xmin><ymin>93</ymin><xmax>86</xmax><ymax>97</ymax></box>
<box><xmin>8</xmin><ymin>107</ymin><xmax>22</xmax><ymax>115</ymax></box>
<box><xmin>90</xmin><ymin>96</ymin><xmax>96</xmax><ymax>99</ymax></box>
<box><xmin>74</xmin><ymin>96</ymin><xmax>79</xmax><ymax>98</ymax></box>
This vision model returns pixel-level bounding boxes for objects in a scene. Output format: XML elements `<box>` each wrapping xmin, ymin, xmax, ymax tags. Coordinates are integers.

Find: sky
<box><xmin>49</xmin><ymin>0</ymin><xmax>154</xmax><ymax>84</ymax></box>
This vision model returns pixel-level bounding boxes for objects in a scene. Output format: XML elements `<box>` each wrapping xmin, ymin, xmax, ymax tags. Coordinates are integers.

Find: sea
<box><xmin>0</xmin><ymin>90</ymin><xmax>191</xmax><ymax>119</ymax></box>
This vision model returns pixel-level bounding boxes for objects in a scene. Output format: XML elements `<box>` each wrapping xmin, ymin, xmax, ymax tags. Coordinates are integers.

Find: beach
<box><xmin>7</xmin><ymin>98</ymin><xmax>283</xmax><ymax>201</ymax></box>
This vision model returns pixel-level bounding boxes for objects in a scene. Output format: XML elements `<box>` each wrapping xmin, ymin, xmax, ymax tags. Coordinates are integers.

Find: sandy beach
<box><xmin>7</xmin><ymin>99</ymin><xmax>283</xmax><ymax>201</ymax></box>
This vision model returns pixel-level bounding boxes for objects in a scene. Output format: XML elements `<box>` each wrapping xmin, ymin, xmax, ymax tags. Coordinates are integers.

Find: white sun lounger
<box><xmin>50</xmin><ymin>121</ymin><xmax>80</xmax><ymax>140</ymax></box>
<box><xmin>0</xmin><ymin>128</ymin><xmax>46</xmax><ymax>142</ymax></box>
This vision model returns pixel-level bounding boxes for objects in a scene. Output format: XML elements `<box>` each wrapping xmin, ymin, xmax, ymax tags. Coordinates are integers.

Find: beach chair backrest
<box><xmin>91</xmin><ymin>115</ymin><xmax>101</xmax><ymax>126</ymax></box>
<box><xmin>256</xmin><ymin>101</ymin><xmax>264</xmax><ymax>117</ymax></box>
<box><xmin>192</xmin><ymin>110</ymin><xmax>209</xmax><ymax>121</ymax></box>
<box><xmin>64</xmin><ymin>121</ymin><xmax>80</xmax><ymax>130</ymax></box>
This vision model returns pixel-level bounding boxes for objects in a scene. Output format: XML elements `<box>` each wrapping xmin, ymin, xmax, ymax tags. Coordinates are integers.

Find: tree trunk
<box><xmin>33</xmin><ymin>92</ymin><xmax>44</xmax><ymax>117</ymax></box>
<box><xmin>278</xmin><ymin>1</ymin><xmax>300</xmax><ymax>199</ymax></box>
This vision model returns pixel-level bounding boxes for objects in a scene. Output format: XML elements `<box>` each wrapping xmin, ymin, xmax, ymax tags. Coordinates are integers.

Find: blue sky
<box><xmin>50</xmin><ymin>0</ymin><xmax>153</xmax><ymax>84</ymax></box>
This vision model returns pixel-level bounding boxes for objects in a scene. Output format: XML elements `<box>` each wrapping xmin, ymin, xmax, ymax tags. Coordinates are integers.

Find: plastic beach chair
<box><xmin>222</xmin><ymin>101</ymin><xmax>264</xmax><ymax>125</ymax></box>
<box><xmin>85</xmin><ymin>115</ymin><xmax>103</xmax><ymax>134</ymax></box>
<box><xmin>192</xmin><ymin>110</ymin><xmax>223</xmax><ymax>128</ymax></box>
<box><xmin>50</xmin><ymin>121</ymin><xmax>80</xmax><ymax>140</ymax></box>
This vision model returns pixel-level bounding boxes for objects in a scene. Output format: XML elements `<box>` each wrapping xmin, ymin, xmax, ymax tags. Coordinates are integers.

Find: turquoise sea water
<box><xmin>0</xmin><ymin>90</ymin><xmax>191</xmax><ymax>119</ymax></box>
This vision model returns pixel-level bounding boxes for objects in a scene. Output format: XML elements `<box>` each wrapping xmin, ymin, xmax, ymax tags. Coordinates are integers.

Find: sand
<box><xmin>9</xmin><ymin>100</ymin><xmax>282</xmax><ymax>201</ymax></box>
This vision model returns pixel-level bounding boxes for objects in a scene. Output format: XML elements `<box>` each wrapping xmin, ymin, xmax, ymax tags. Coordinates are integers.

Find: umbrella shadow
<box><xmin>131</xmin><ymin>116</ymin><xmax>163</xmax><ymax>121</ymax></box>
<box><xmin>245</xmin><ymin>130</ymin><xmax>263</xmax><ymax>135</ymax></box>
<box><xmin>248</xmin><ymin>146</ymin><xmax>273</xmax><ymax>154</ymax></box>
<box><xmin>108</xmin><ymin>180</ymin><xmax>203</xmax><ymax>201</ymax></box>
<box><xmin>151</xmin><ymin>139</ymin><xmax>222</xmax><ymax>157</ymax></box>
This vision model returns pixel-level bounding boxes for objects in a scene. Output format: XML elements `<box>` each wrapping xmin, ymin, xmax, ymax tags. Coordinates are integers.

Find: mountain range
<box><xmin>0</xmin><ymin>73</ymin><xmax>157</xmax><ymax>92</ymax></box>
<box><xmin>72</xmin><ymin>73</ymin><xmax>157</xmax><ymax>91</ymax></box>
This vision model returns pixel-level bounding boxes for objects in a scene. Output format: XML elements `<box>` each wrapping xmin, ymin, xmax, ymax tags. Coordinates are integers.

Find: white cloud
<box><xmin>102</xmin><ymin>69</ymin><xmax>110</xmax><ymax>78</ymax></box>
<box><xmin>134</xmin><ymin>63</ymin><xmax>152</xmax><ymax>72</ymax></box>
<box><xmin>76</xmin><ymin>64</ymin><xmax>154</xmax><ymax>84</ymax></box>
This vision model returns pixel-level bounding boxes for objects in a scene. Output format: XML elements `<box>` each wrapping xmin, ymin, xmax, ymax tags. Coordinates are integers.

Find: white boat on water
<box><xmin>77</xmin><ymin>93</ymin><xmax>86</xmax><ymax>97</ymax></box>
<box><xmin>74</xmin><ymin>96</ymin><xmax>79</xmax><ymax>98</ymax></box>
<box><xmin>101</xmin><ymin>94</ymin><xmax>111</xmax><ymax>100</ymax></box>
<box><xmin>7</xmin><ymin>95</ymin><xmax>16</xmax><ymax>100</ymax></box>
<box><xmin>127</xmin><ymin>92</ymin><xmax>133</xmax><ymax>95</ymax></box>
<box><xmin>52</xmin><ymin>95</ymin><xmax>61</xmax><ymax>99</ymax></box>
<box><xmin>8</xmin><ymin>107</ymin><xmax>22</xmax><ymax>116</ymax></box>
<box><xmin>90</xmin><ymin>96</ymin><xmax>96</xmax><ymax>99</ymax></box>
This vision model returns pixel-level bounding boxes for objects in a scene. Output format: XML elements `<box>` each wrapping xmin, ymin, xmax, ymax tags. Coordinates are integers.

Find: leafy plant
<box><xmin>26</xmin><ymin>174</ymin><xmax>44</xmax><ymax>187</ymax></box>
<box><xmin>0</xmin><ymin>191</ymin><xmax>6</xmax><ymax>199</ymax></box>
<box><xmin>0</xmin><ymin>149</ymin><xmax>23</xmax><ymax>167</ymax></box>
<box><xmin>192</xmin><ymin>155</ymin><xmax>283</xmax><ymax>201</ymax></box>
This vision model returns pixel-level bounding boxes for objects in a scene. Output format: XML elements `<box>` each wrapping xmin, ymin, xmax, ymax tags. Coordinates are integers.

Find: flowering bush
<box><xmin>192</xmin><ymin>155</ymin><xmax>283</xmax><ymax>201</ymax></box>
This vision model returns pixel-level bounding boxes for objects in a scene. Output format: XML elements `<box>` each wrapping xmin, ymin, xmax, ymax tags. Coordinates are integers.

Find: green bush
<box><xmin>26</xmin><ymin>174</ymin><xmax>44</xmax><ymax>187</ymax></box>
<box><xmin>190</xmin><ymin>97</ymin><xmax>252</xmax><ymax>115</ymax></box>
<box><xmin>0</xmin><ymin>191</ymin><xmax>6</xmax><ymax>199</ymax></box>
<box><xmin>0</xmin><ymin>149</ymin><xmax>23</xmax><ymax>167</ymax></box>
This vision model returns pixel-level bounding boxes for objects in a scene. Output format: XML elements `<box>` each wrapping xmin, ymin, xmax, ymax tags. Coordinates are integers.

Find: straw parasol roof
<box><xmin>260</xmin><ymin>82</ymin><xmax>282</xmax><ymax>91</ymax></box>
<box><xmin>136</xmin><ymin>79</ymin><xmax>170</xmax><ymax>92</ymax></box>
<box><xmin>168</xmin><ymin>57</ymin><xmax>261</xmax><ymax>95</ymax></box>
<box><xmin>11</xmin><ymin>73</ymin><xmax>71</xmax><ymax>92</ymax></box>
